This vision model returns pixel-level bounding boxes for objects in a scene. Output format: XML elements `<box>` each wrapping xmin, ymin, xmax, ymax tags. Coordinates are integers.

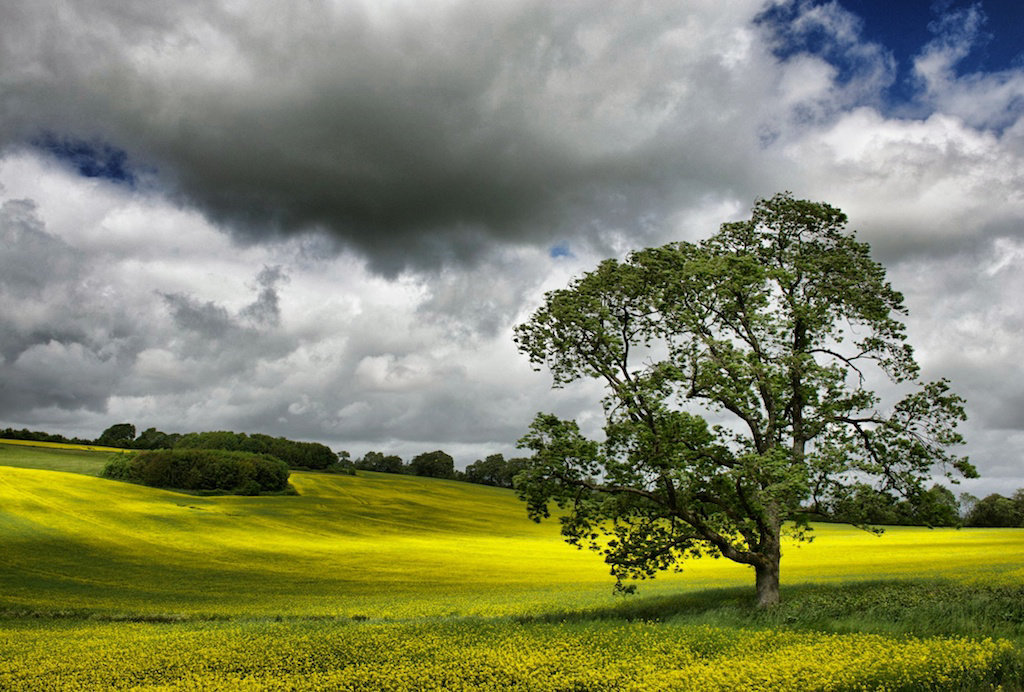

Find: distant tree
<box><xmin>826</xmin><ymin>483</ymin><xmax>960</xmax><ymax>527</ymax></box>
<box><xmin>514</xmin><ymin>194</ymin><xmax>973</xmax><ymax>607</ymax></box>
<box><xmin>1</xmin><ymin>427</ymin><xmax>89</xmax><ymax>444</ymax></box>
<box><xmin>96</xmin><ymin>423</ymin><xmax>137</xmax><ymax>448</ymax></box>
<box><xmin>328</xmin><ymin>451</ymin><xmax>357</xmax><ymax>475</ymax></box>
<box><xmin>966</xmin><ymin>493</ymin><xmax>1024</xmax><ymax>527</ymax></box>
<box><xmin>465</xmin><ymin>454</ymin><xmax>509</xmax><ymax>487</ymax></box>
<box><xmin>176</xmin><ymin>431</ymin><xmax>244</xmax><ymax>451</ymax></box>
<box><xmin>464</xmin><ymin>454</ymin><xmax>532</xmax><ymax>489</ymax></box>
<box><xmin>1014</xmin><ymin>489</ymin><xmax>1024</xmax><ymax>511</ymax></box>
<box><xmin>959</xmin><ymin>492</ymin><xmax>979</xmax><ymax>519</ymax></box>
<box><xmin>826</xmin><ymin>483</ymin><xmax>900</xmax><ymax>527</ymax></box>
<box><xmin>409</xmin><ymin>450</ymin><xmax>456</xmax><ymax>479</ymax></box>
<box><xmin>355</xmin><ymin>451</ymin><xmax>405</xmax><ymax>474</ymax></box>
<box><xmin>909</xmin><ymin>484</ymin><xmax>961</xmax><ymax>527</ymax></box>
<box><xmin>174</xmin><ymin>430</ymin><xmax>334</xmax><ymax>469</ymax></box>
<box><xmin>133</xmin><ymin>427</ymin><xmax>179</xmax><ymax>450</ymax></box>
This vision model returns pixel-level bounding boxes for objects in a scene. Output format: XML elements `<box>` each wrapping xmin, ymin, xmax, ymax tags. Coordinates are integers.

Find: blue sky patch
<box><xmin>757</xmin><ymin>1</ymin><xmax>1024</xmax><ymax>109</ymax></box>
<box><xmin>549</xmin><ymin>243</ymin><xmax>573</xmax><ymax>259</ymax></box>
<box><xmin>32</xmin><ymin>132</ymin><xmax>137</xmax><ymax>186</ymax></box>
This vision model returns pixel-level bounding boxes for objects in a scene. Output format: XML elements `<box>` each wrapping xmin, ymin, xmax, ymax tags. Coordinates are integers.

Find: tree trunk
<box><xmin>754</xmin><ymin>545</ymin><xmax>781</xmax><ymax>608</ymax></box>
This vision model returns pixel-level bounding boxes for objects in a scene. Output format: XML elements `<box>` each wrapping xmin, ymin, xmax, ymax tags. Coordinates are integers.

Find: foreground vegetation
<box><xmin>2</xmin><ymin>615</ymin><xmax>1017</xmax><ymax>691</ymax></box>
<box><xmin>1</xmin><ymin>441</ymin><xmax>1023</xmax><ymax>689</ymax></box>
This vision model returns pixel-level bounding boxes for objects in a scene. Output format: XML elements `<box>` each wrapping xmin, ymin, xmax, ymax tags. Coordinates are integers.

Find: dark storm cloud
<box><xmin>0</xmin><ymin>0</ymin><xmax>775</xmax><ymax>273</ymax></box>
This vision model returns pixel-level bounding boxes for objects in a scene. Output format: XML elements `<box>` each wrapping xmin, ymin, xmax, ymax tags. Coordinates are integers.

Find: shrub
<box><xmin>101</xmin><ymin>449</ymin><xmax>289</xmax><ymax>495</ymax></box>
<box><xmin>99</xmin><ymin>453</ymin><xmax>137</xmax><ymax>481</ymax></box>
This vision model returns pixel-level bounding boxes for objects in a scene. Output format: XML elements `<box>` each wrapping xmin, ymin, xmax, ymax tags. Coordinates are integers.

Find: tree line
<box><xmin>960</xmin><ymin>490</ymin><xmax>1024</xmax><ymax>528</ymax></box>
<box><xmin>344</xmin><ymin>450</ymin><xmax>529</xmax><ymax>489</ymax></box>
<box><xmin>1</xmin><ymin>423</ymin><xmax>529</xmax><ymax>490</ymax></box>
<box><xmin>2</xmin><ymin>423</ymin><xmax>336</xmax><ymax>470</ymax></box>
<box><xmin>816</xmin><ymin>482</ymin><xmax>1024</xmax><ymax>528</ymax></box>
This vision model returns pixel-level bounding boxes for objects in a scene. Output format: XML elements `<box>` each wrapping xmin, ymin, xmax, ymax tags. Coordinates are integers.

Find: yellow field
<box><xmin>0</xmin><ymin>438</ymin><xmax>127</xmax><ymax>453</ymax></box>
<box><xmin>2</xmin><ymin>463</ymin><xmax>1022</xmax><ymax>619</ymax></box>
<box><xmin>1</xmin><ymin>445</ymin><xmax>1022</xmax><ymax>689</ymax></box>
<box><xmin>1</xmin><ymin>618</ymin><xmax>1012</xmax><ymax>691</ymax></box>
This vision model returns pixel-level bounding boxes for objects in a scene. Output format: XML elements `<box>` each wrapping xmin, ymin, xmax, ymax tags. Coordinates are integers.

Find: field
<box><xmin>2</xmin><ymin>440</ymin><xmax>1023</xmax><ymax>689</ymax></box>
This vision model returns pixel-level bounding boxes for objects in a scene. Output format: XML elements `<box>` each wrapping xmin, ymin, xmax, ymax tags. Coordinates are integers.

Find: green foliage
<box><xmin>824</xmin><ymin>483</ymin><xmax>961</xmax><ymax>527</ymax></box>
<box><xmin>0</xmin><ymin>428</ymin><xmax>93</xmax><ymax>446</ymax></box>
<box><xmin>966</xmin><ymin>491</ymin><xmax>1024</xmax><ymax>527</ymax></box>
<box><xmin>514</xmin><ymin>193</ymin><xmax>973</xmax><ymax>605</ymax></box>
<box><xmin>408</xmin><ymin>450</ymin><xmax>456</xmax><ymax>479</ymax></box>
<box><xmin>174</xmin><ymin>431</ymin><xmax>335</xmax><ymax>469</ymax></box>
<box><xmin>100</xmin><ymin>449</ymin><xmax>290</xmax><ymax>494</ymax></box>
<box><xmin>325</xmin><ymin>451</ymin><xmax>357</xmax><ymax>475</ymax></box>
<box><xmin>354</xmin><ymin>451</ymin><xmax>406</xmax><ymax>473</ymax></box>
<box><xmin>464</xmin><ymin>454</ymin><xmax>530</xmax><ymax>489</ymax></box>
<box><xmin>132</xmin><ymin>427</ymin><xmax>180</xmax><ymax>450</ymax></box>
<box><xmin>95</xmin><ymin>423</ymin><xmax>137</xmax><ymax>448</ymax></box>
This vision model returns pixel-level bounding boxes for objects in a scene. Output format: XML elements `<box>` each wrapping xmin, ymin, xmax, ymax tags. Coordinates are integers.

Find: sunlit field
<box><xmin>1</xmin><ymin>440</ymin><xmax>1022</xmax><ymax>689</ymax></box>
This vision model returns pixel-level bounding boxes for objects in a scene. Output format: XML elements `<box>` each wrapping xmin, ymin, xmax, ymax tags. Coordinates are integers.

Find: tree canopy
<box><xmin>409</xmin><ymin>450</ymin><xmax>456</xmax><ymax>479</ymax></box>
<box><xmin>96</xmin><ymin>423</ymin><xmax>137</xmax><ymax>448</ymax></box>
<box><xmin>513</xmin><ymin>193</ymin><xmax>974</xmax><ymax>607</ymax></box>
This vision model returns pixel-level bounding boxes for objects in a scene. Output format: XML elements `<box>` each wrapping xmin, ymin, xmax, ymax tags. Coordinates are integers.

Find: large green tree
<box><xmin>514</xmin><ymin>194</ymin><xmax>975</xmax><ymax>607</ymax></box>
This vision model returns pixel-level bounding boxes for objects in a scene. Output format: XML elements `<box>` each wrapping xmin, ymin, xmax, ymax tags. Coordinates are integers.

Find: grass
<box><xmin>1</xmin><ymin>440</ymin><xmax>1023</xmax><ymax>689</ymax></box>
<box><xmin>0</xmin><ymin>439</ymin><xmax>120</xmax><ymax>476</ymax></box>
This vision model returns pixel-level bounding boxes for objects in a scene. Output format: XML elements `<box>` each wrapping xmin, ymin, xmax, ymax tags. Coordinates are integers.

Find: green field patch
<box><xmin>0</xmin><ymin>441</ymin><xmax>114</xmax><ymax>476</ymax></box>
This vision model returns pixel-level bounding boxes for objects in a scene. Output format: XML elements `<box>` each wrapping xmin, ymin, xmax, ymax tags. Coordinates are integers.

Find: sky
<box><xmin>1</xmin><ymin>0</ymin><xmax>1023</xmax><ymax>497</ymax></box>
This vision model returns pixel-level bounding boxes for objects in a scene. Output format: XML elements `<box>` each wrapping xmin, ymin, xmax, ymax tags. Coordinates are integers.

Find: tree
<box><xmin>96</xmin><ymin>423</ymin><xmax>137</xmax><ymax>448</ymax></box>
<box><xmin>409</xmin><ymin>450</ymin><xmax>456</xmax><ymax>479</ymax></box>
<box><xmin>825</xmin><ymin>482</ymin><xmax>960</xmax><ymax>527</ymax></box>
<box><xmin>465</xmin><ymin>453</ymin><xmax>532</xmax><ymax>488</ymax></box>
<box><xmin>133</xmin><ymin>427</ymin><xmax>179</xmax><ymax>450</ymax></box>
<box><xmin>965</xmin><ymin>493</ymin><xmax>1023</xmax><ymax>527</ymax></box>
<box><xmin>465</xmin><ymin>454</ymin><xmax>509</xmax><ymax>487</ymax></box>
<box><xmin>910</xmin><ymin>484</ymin><xmax>961</xmax><ymax>527</ymax></box>
<box><xmin>514</xmin><ymin>194</ymin><xmax>974</xmax><ymax>607</ymax></box>
<box><xmin>355</xmin><ymin>451</ymin><xmax>405</xmax><ymax>474</ymax></box>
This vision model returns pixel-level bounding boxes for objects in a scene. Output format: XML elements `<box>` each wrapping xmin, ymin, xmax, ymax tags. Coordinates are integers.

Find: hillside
<box><xmin>2</xmin><ymin>441</ymin><xmax>1024</xmax><ymax>689</ymax></box>
<box><xmin>0</xmin><ymin>439</ymin><xmax>118</xmax><ymax>476</ymax></box>
<box><xmin>1</xmin><ymin>440</ymin><xmax>1023</xmax><ymax>620</ymax></box>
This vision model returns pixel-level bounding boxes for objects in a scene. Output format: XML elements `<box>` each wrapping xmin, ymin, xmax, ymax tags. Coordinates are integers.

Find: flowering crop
<box><xmin>0</xmin><ymin>438</ymin><xmax>125</xmax><ymax>453</ymax></box>
<box><xmin>1</xmin><ymin>450</ymin><xmax>1022</xmax><ymax>689</ymax></box>
<box><xmin>0</xmin><ymin>619</ymin><xmax>1014</xmax><ymax>691</ymax></box>
<box><xmin>2</xmin><ymin>464</ymin><xmax>1022</xmax><ymax>619</ymax></box>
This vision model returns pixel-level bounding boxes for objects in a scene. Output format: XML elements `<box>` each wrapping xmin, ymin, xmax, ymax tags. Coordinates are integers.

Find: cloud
<box><xmin>240</xmin><ymin>266</ymin><xmax>288</xmax><ymax>327</ymax></box>
<box><xmin>0</xmin><ymin>1</ymin><xmax>1023</xmax><ymax>495</ymax></box>
<box><xmin>0</xmin><ymin>0</ymin><xmax>784</xmax><ymax>273</ymax></box>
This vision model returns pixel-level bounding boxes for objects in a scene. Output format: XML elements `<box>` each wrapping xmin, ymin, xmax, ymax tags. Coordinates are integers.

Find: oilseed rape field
<box><xmin>2</xmin><ymin>440</ymin><xmax>1023</xmax><ymax>689</ymax></box>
